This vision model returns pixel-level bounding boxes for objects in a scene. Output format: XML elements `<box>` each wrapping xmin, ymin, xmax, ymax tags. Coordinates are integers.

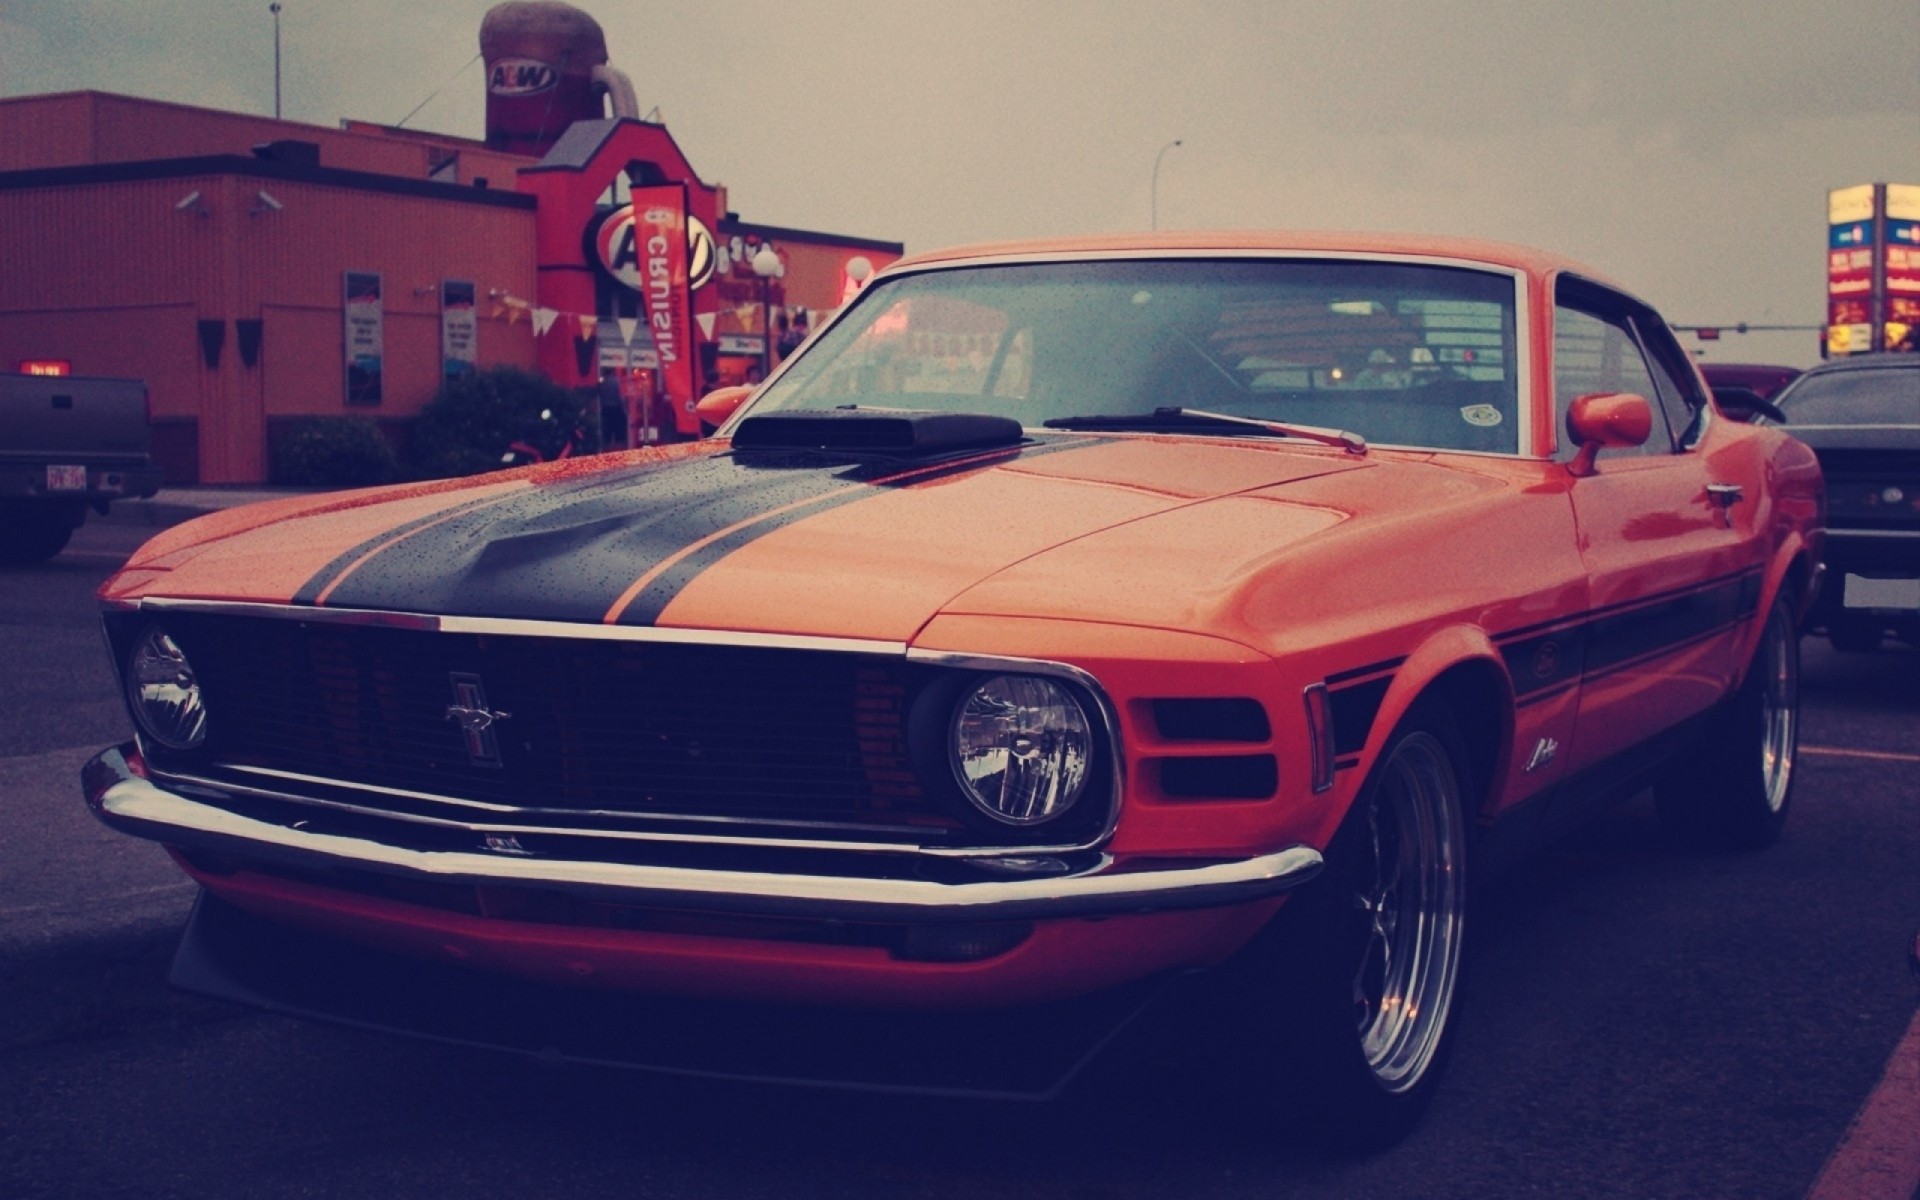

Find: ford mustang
<box><xmin>82</xmin><ymin>233</ymin><xmax>1823</xmax><ymax>1150</ymax></box>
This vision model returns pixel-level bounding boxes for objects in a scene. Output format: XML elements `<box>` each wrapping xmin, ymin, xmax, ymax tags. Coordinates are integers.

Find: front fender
<box><xmin>1346</xmin><ymin>623</ymin><xmax>1515</xmax><ymax>814</ymax></box>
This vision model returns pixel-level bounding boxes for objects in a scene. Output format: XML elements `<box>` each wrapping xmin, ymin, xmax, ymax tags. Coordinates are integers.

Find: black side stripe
<box><xmin>1327</xmin><ymin>675</ymin><xmax>1392</xmax><ymax>757</ymax></box>
<box><xmin>1325</xmin><ymin>655</ymin><xmax>1407</xmax><ymax>687</ymax></box>
<box><xmin>1498</xmin><ymin>568</ymin><xmax>1761</xmax><ymax>700</ymax></box>
<box><xmin>1327</xmin><ymin>567</ymin><xmax>1765</xmax><ymax>730</ymax></box>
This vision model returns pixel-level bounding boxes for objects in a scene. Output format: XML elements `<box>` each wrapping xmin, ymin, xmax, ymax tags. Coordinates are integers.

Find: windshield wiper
<box><xmin>1043</xmin><ymin>407</ymin><xmax>1367</xmax><ymax>455</ymax></box>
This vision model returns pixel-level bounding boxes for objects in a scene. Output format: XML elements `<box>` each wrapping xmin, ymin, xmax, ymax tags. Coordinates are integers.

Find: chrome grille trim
<box><xmin>148</xmin><ymin>763</ymin><xmax>946</xmax><ymax>855</ymax></box>
<box><xmin>200</xmin><ymin>763</ymin><xmax>942</xmax><ymax>837</ymax></box>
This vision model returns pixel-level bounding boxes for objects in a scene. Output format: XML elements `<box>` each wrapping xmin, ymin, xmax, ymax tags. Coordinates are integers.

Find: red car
<box><xmin>84</xmin><ymin>233</ymin><xmax>1823</xmax><ymax>1149</ymax></box>
<box><xmin>1699</xmin><ymin>361</ymin><xmax>1803</xmax><ymax>402</ymax></box>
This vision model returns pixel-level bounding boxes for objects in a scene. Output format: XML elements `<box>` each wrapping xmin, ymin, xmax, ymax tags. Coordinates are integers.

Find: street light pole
<box><xmin>1151</xmin><ymin>139</ymin><xmax>1182</xmax><ymax>230</ymax></box>
<box><xmin>270</xmin><ymin>3</ymin><xmax>283</xmax><ymax>119</ymax></box>
<box><xmin>750</xmin><ymin>245</ymin><xmax>784</xmax><ymax>381</ymax></box>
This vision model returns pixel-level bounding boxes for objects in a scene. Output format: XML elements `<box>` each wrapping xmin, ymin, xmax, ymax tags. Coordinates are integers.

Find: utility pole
<box><xmin>271</xmin><ymin>3</ymin><xmax>283</xmax><ymax>119</ymax></box>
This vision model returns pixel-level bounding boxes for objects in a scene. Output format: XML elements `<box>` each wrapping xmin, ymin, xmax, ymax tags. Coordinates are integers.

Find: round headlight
<box><xmin>126</xmin><ymin>627</ymin><xmax>207</xmax><ymax>750</ymax></box>
<box><xmin>950</xmin><ymin>674</ymin><xmax>1092</xmax><ymax>825</ymax></box>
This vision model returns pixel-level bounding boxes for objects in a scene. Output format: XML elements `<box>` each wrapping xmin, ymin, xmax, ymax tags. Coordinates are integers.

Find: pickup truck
<box><xmin>1</xmin><ymin>373</ymin><xmax>165</xmax><ymax>563</ymax></box>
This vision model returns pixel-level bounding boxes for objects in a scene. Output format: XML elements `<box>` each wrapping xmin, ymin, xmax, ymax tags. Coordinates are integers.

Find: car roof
<box><xmin>885</xmin><ymin>230</ymin><xmax>1620</xmax><ymax>285</ymax></box>
<box><xmin>1699</xmin><ymin>362</ymin><xmax>1802</xmax><ymax>377</ymax></box>
<box><xmin>1797</xmin><ymin>353</ymin><xmax>1920</xmax><ymax>375</ymax></box>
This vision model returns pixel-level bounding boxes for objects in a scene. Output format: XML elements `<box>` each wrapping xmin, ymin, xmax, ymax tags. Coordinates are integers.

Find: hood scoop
<box><xmin>731</xmin><ymin>408</ymin><xmax>1025</xmax><ymax>455</ymax></box>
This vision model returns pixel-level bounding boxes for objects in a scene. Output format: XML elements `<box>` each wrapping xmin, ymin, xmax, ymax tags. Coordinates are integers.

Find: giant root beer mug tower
<box><xmin>487</xmin><ymin>1</ymin><xmax>719</xmax><ymax>439</ymax></box>
<box><xmin>480</xmin><ymin>1</ymin><xmax>636</xmax><ymax>156</ymax></box>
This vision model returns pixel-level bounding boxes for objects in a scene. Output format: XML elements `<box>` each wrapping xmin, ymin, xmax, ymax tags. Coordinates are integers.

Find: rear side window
<box><xmin>1631</xmin><ymin>316</ymin><xmax>1709</xmax><ymax>449</ymax></box>
<box><xmin>1552</xmin><ymin>303</ymin><xmax>1674</xmax><ymax>460</ymax></box>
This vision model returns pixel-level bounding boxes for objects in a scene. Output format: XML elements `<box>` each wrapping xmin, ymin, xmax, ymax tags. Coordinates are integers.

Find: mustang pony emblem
<box><xmin>445</xmin><ymin>672</ymin><xmax>511</xmax><ymax>767</ymax></box>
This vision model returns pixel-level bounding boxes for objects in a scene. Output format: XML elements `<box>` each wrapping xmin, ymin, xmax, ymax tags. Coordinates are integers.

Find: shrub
<box><xmin>408</xmin><ymin>366</ymin><xmax>599</xmax><ymax>479</ymax></box>
<box><xmin>268</xmin><ymin>417</ymin><xmax>400</xmax><ymax>488</ymax></box>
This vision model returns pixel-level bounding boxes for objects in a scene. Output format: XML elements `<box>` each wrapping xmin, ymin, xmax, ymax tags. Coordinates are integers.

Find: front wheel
<box><xmin>1244</xmin><ymin>702</ymin><xmax>1471</xmax><ymax>1153</ymax></box>
<box><xmin>1656</xmin><ymin>595</ymin><xmax>1799</xmax><ymax>849</ymax></box>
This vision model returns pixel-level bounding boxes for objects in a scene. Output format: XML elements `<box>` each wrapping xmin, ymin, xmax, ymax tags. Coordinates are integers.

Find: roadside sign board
<box><xmin>1826</xmin><ymin>184</ymin><xmax>1920</xmax><ymax>355</ymax></box>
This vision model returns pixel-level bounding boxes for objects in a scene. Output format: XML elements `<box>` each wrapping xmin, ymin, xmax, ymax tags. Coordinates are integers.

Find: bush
<box><xmin>268</xmin><ymin>417</ymin><xmax>400</xmax><ymax>487</ymax></box>
<box><xmin>408</xmin><ymin>366</ymin><xmax>598</xmax><ymax>479</ymax></box>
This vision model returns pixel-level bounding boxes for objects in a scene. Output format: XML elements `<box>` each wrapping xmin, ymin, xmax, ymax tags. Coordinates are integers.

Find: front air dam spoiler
<box><xmin>171</xmin><ymin>891</ymin><xmax>1197</xmax><ymax>1101</ymax></box>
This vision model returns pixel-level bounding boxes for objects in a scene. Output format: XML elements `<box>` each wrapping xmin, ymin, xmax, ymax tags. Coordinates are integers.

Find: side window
<box><xmin>1552</xmin><ymin>301</ymin><xmax>1675</xmax><ymax>460</ymax></box>
<box><xmin>1630</xmin><ymin>315</ymin><xmax>1708</xmax><ymax>450</ymax></box>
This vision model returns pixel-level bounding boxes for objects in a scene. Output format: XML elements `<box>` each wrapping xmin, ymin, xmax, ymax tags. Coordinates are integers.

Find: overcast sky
<box><xmin>4</xmin><ymin>0</ymin><xmax>1915</xmax><ymax>365</ymax></box>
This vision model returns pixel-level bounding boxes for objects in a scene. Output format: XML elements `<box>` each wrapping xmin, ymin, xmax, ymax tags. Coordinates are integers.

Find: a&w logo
<box><xmin>595</xmin><ymin>206</ymin><xmax>643</xmax><ymax>291</ymax></box>
<box><xmin>593</xmin><ymin>208</ymin><xmax>716</xmax><ymax>295</ymax></box>
<box><xmin>488</xmin><ymin>57</ymin><xmax>557</xmax><ymax>96</ymax></box>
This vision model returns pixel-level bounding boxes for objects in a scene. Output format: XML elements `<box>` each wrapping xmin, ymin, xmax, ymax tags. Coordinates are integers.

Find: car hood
<box><xmin>108</xmin><ymin>435</ymin><xmax>1371</xmax><ymax>641</ymax></box>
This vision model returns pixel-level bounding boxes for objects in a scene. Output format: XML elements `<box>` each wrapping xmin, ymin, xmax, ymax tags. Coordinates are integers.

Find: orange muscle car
<box><xmin>83</xmin><ymin>233</ymin><xmax>1823</xmax><ymax>1149</ymax></box>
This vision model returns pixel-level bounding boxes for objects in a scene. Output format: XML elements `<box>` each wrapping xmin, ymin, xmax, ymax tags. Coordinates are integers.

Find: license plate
<box><xmin>1843</xmin><ymin>574</ymin><xmax>1920</xmax><ymax>610</ymax></box>
<box><xmin>45</xmin><ymin>465</ymin><xmax>87</xmax><ymax>492</ymax></box>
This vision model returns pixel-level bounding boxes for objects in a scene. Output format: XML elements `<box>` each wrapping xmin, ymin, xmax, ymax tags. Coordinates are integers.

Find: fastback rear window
<box><xmin>1777</xmin><ymin>367</ymin><xmax>1918</xmax><ymax>425</ymax></box>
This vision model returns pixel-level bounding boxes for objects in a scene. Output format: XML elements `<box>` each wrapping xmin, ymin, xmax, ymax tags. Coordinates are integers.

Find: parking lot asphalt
<box><xmin>1</xmin><ymin>503</ymin><xmax>1915</xmax><ymax>1200</ymax></box>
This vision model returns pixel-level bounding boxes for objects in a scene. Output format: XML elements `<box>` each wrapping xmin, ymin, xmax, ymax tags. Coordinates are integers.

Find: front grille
<box><xmin>149</xmin><ymin>614</ymin><xmax>965</xmax><ymax>838</ymax></box>
<box><xmin>1822</xmin><ymin>478</ymin><xmax>1920</xmax><ymax>531</ymax></box>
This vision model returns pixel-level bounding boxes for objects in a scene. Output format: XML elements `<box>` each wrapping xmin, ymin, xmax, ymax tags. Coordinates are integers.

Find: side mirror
<box><xmin>694</xmin><ymin>385</ymin><xmax>754</xmax><ymax>435</ymax></box>
<box><xmin>1711</xmin><ymin>385</ymin><xmax>1788</xmax><ymax>425</ymax></box>
<box><xmin>1566</xmin><ymin>391</ymin><xmax>1653</xmax><ymax>477</ymax></box>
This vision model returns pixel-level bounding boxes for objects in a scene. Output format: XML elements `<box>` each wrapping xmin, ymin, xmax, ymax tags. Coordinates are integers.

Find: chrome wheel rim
<box><xmin>1759</xmin><ymin>608</ymin><xmax>1798</xmax><ymax>814</ymax></box>
<box><xmin>1351</xmin><ymin>731</ymin><xmax>1466</xmax><ymax>1092</ymax></box>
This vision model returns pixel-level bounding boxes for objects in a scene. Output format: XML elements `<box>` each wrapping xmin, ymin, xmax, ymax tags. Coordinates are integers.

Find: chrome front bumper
<box><xmin>82</xmin><ymin>745</ymin><xmax>1323</xmax><ymax>924</ymax></box>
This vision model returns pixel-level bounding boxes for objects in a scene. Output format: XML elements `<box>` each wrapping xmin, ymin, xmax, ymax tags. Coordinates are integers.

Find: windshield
<box><xmin>1776</xmin><ymin>366</ymin><xmax>1918</xmax><ymax>426</ymax></box>
<box><xmin>752</xmin><ymin>259</ymin><xmax>1523</xmax><ymax>453</ymax></box>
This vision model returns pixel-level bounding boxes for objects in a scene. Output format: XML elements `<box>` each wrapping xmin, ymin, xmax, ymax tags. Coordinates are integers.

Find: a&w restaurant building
<box><xmin>0</xmin><ymin>2</ymin><xmax>900</xmax><ymax>484</ymax></box>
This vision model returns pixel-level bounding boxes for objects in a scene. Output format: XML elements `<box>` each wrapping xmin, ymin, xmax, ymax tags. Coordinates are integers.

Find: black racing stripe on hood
<box><xmin>610</xmin><ymin>437</ymin><xmax>1099</xmax><ymax>626</ymax></box>
<box><xmin>305</xmin><ymin>437</ymin><xmax>1101</xmax><ymax>625</ymax></box>
<box><xmin>292</xmin><ymin>491</ymin><xmax>524</xmax><ymax>607</ymax></box>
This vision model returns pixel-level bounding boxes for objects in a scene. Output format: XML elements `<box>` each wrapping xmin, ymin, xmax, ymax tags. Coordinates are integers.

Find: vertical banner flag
<box><xmin>344</xmin><ymin>271</ymin><xmax>384</xmax><ymax>404</ymax></box>
<box><xmin>627</xmin><ymin>185</ymin><xmax>697</xmax><ymax>432</ymax></box>
<box><xmin>441</xmin><ymin>279</ymin><xmax>478</xmax><ymax>382</ymax></box>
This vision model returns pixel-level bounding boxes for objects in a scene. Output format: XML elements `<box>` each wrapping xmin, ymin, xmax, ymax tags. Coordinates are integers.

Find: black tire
<box><xmin>0</xmin><ymin>505</ymin><xmax>79</xmax><ymax>565</ymax></box>
<box><xmin>1656</xmin><ymin>595</ymin><xmax>1799</xmax><ymax>850</ymax></box>
<box><xmin>1828</xmin><ymin>619</ymin><xmax>1883</xmax><ymax>654</ymax></box>
<box><xmin>1239</xmin><ymin>700</ymin><xmax>1472</xmax><ymax>1155</ymax></box>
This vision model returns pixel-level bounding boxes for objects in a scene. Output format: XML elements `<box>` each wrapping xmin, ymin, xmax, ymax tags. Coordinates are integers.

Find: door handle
<box><xmin>1706</xmin><ymin>483</ymin><xmax>1745</xmax><ymax>508</ymax></box>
